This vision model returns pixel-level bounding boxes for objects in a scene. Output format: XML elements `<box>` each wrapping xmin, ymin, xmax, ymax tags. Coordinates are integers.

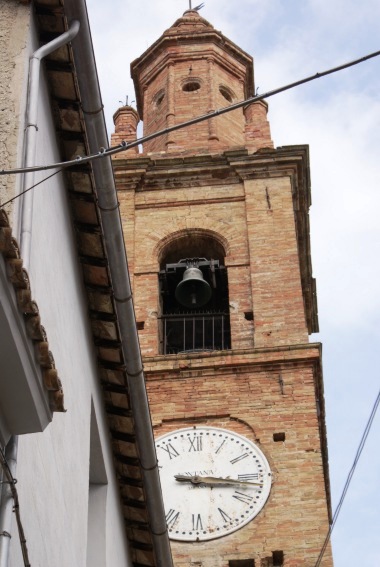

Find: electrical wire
<box><xmin>0</xmin><ymin>169</ymin><xmax>63</xmax><ymax>209</ymax></box>
<box><xmin>0</xmin><ymin>43</ymin><xmax>377</xmax><ymax>567</ymax></box>
<box><xmin>0</xmin><ymin>44</ymin><xmax>378</xmax><ymax>567</ymax></box>
<box><xmin>314</xmin><ymin>387</ymin><xmax>380</xmax><ymax>567</ymax></box>
<box><xmin>0</xmin><ymin>447</ymin><xmax>31</xmax><ymax>567</ymax></box>
<box><xmin>0</xmin><ymin>47</ymin><xmax>379</xmax><ymax>178</ymax></box>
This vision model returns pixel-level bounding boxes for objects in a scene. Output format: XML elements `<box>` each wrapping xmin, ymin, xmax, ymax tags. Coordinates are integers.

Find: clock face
<box><xmin>155</xmin><ymin>426</ymin><xmax>272</xmax><ymax>541</ymax></box>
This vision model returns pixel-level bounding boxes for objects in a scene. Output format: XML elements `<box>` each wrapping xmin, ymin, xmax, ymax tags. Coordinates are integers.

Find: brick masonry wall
<box><xmin>116</xmin><ymin>163</ymin><xmax>308</xmax><ymax>354</ymax></box>
<box><xmin>113</xmin><ymin>145</ymin><xmax>332</xmax><ymax>564</ymax></box>
<box><xmin>144</xmin><ymin>346</ymin><xmax>333</xmax><ymax>567</ymax></box>
<box><xmin>243</xmin><ymin>177</ymin><xmax>309</xmax><ymax>347</ymax></box>
<box><xmin>139</xmin><ymin>57</ymin><xmax>247</xmax><ymax>154</ymax></box>
<box><xmin>130</xmin><ymin>10</ymin><xmax>258</xmax><ymax>155</ymax></box>
<box><xmin>113</xmin><ymin>150</ymin><xmax>332</xmax><ymax>565</ymax></box>
<box><xmin>114</xmin><ymin>14</ymin><xmax>330</xmax><ymax>563</ymax></box>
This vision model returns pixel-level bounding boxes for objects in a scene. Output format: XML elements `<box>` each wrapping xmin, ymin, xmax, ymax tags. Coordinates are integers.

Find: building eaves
<box><xmin>0</xmin><ymin>209</ymin><xmax>65</xmax><ymax>413</ymax></box>
<box><xmin>32</xmin><ymin>2</ymin><xmax>167</xmax><ymax>565</ymax></box>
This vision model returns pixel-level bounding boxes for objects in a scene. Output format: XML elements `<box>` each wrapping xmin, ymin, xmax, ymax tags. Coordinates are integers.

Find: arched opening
<box><xmin>158</xmin><ymin>232</ymin><xmax>231</xmax><ymax>354</ymax></box>
<box><xmin>154</xmin><ymin>90</ymin><xmax>165</xmax><ymax>107</ymax></box>
<box><xmin>182</xmin><ymin>80</ymin><xmax>201</xmax><ymax>92</ymax></box>
<box><xmin>219</xmin><ymin>85</ymin><xmax>234</xmax><ymax>103</ymax></box>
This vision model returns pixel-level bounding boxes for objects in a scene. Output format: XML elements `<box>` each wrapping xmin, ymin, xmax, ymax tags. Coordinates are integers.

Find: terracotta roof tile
<box><xmin>0</xmin><ymin>208</ymin><xmax>65</xmax><ymax>413</ymax></box>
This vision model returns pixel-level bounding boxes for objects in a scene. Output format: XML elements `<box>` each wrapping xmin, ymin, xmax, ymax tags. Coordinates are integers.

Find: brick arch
<box><xmin>155</xmin><ymin>228</ymin><xmax>230</xmax><ymax>266</ymax></box>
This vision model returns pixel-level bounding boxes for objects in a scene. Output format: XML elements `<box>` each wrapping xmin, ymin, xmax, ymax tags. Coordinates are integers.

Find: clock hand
<box><xmin>174</xmin><ymin>475</ymin><xmax>200</xmax><ymax>483</ymax></box>
<box><xmin>174</xmin><ymin>474</ymin><xmax>263</xmax><ymax>487</ymax></box>
<box><xmin>195</xmin><ymin>476</ymin><xmax>263</xmax><ymax>487</ymax></box>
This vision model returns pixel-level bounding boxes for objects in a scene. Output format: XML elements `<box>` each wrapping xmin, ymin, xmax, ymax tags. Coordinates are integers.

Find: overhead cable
<box><xmin>314</xmin><ymin>387</ymin><xmax>380</xmax><ymax>567</ymax></box>
<box><xmin>0</xmin><ymin>169</ymin><xmax>63</xmax><ymax>209</ymax></box>
<box><xmin>0</xmin><ymin>447</ymin><xmax>31</xmax><ymax>567</ymax></box>
<box><xmin>0</xmin><ymin>48</ymin><xmax>379</xmax><ymax>179</ymax></box>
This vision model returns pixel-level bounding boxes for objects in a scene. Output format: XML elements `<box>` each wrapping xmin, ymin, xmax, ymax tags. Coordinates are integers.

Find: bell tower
<box><xmin>111</xmin><ymin>9</ymin><xmax>333</xmax><ymax>567</ymax></box>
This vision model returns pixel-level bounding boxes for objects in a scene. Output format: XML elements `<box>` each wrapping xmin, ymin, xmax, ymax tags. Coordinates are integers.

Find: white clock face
<box><xmin>155</xmin><ymin>426</ymin><xmax>272</xmax><ymax>541</ymax></box>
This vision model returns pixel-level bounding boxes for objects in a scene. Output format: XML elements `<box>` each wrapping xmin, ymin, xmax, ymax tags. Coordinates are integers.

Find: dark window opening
<box><xmin>220</xmin><ymin>85</ymin><xmax>234</xmax><ymax>103</ymax></box>
<box><xmin>229</xmin><ymin>560</ymin><xmax>255</xmax><ymax>567</ymax></box>
<box><xmin>154</xmin><ymin>90</ymin><xmax>165</xmax><ymax>107</ymax></box>
<box><xmin>244</xmin><ymin>311</ymin><xmax>254</xmax><ymax>321</ymax></box>
<box><xmin>272</xmin><ymin>551</ymin><xmax>284</xmax><ymax>566</ymax></box>
<box><xmin>273</xmin><ymin>432</ymin><xmax>286</xmax><ymax>442</ymax></box>
<box><xmin>159</xmin><ymin>256</ymin><xmax>231</xmax><ymax>354</ymax></box>
<box><xmin>260</xmin><ymin>552</ymin><xmax>284</xmax><ymax>567</ymax></box>
<box><xmin>183</xmin><ymin>80</ymin><xmax>201</xmax><ymax>92</ymax></box>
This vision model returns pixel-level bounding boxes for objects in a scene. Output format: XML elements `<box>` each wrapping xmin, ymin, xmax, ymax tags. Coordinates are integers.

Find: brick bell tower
<box><xmin>111</xmin><ymin>9</ymin><xmax>333</xmax><ymax>567</ymax></box>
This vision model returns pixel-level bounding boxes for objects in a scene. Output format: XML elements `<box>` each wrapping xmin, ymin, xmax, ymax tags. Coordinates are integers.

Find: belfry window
<box><xmin>159</xmin><ymin>236</ymin><xmax>230</xmax><ymax>354</ymax></box>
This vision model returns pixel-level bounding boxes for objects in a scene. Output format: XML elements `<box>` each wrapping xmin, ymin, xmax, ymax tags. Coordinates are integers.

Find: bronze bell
<box><xmin>175</xmin><ymin>266</ymin><xmax>212</xmax><ymax>308</ymax></box>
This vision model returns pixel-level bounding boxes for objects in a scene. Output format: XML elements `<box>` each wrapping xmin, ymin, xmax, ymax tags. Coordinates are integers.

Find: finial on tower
<box><xmin>188</xmin><ymin>1</ymin><xmax>205</xmax><ymax>11</ymax></box>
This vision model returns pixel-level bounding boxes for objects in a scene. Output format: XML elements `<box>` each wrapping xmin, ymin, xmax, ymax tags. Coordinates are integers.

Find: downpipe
<box><xmin>20</xmin><ymin>20</ymin><xmax>80</xmax><ymax>269</ymax></box>
<box><xmin>0</xmin><ymin>437</ymin><xmax>18</xmax><ymax>567</ymax></box>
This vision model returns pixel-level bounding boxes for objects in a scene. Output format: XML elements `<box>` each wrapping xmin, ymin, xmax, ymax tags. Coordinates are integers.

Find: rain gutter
<box><xmin>63</xmin><ymin>3</ymin><xmax>173</xmax><ymax>566</ymax></box>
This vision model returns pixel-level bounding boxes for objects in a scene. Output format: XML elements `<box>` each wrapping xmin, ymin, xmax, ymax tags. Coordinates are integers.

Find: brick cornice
<box><xmin>142</xmin><ymin>342</ymin><xmax>322</xmax><ymax>374</ymax></box>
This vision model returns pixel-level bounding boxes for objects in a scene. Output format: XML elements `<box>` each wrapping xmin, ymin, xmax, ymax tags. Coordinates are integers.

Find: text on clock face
<box><xmin>177</xmin><ymin>470</ymin><xmax>214</xmax><ymax>476</ymax></box>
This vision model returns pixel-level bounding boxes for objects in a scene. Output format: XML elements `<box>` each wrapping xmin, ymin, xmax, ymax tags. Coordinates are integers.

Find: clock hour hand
<box><xmin>174</xmin><ymin>474</ymin><xmax>263</xmax><ymax>487</ymax></box>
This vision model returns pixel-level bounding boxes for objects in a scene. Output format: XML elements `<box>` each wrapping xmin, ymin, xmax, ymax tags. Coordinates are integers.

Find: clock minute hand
<box><xmin>174</xmin><ymin>475</ymin><xmax>262</xmax><ymax>486</ymax></box>
<box><xmin>195</xmin><ymin>475</ymin><xmax>263</xmax><ymax>487</ymax></box>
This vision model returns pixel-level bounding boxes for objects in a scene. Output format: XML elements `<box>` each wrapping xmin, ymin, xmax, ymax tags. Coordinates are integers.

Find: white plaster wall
<box><xmin>0</xmin><ymin>1</ymin><xmax>30</xmax><ymax>223</ymax></box>
<box><xmin>7</xmin><ymin>15</ymin><xmax>132</xmax><ymax>567</ymax></box>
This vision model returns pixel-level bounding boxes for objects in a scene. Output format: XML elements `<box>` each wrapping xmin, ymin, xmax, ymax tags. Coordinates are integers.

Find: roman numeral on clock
<box><xmin>188</xmin><ymin>435</ymin><xmax>203</xmax><ymax>452</ymax></box>
<box><xmin>159</xmin><ymin>442</ymin><xmax>179</xmax><ymax>460</ymax></box>
<box><xmin>218</xmin><ymin>507</ymin><xmax>232</xmax><ymax>523</ymax></box>
<box><xmin>238</xmin><ymin>473</ymin><xmax>259</xmax><ymax>481</ymax></box>
<box><xmin>166</xmin><ymin>509</ymin><xmax>180</xmax><ymax>526</ymax></box>
<box><xmin>232</xmin><ymin>491</ymin><xmax>254</xmax><ymax>505</ymax></box>
<box><xmin>230</xmin><ymin>452</ymin><xmax>249</xmax><ymax>465</ymax></box>
<box><xmin>215</xmin><ymin>439</ymin><xmax>226</xmax><ymax>454</ymax></box>
<box><xmin>192</xmin><ymin>513</ymin><xmax>203</xmax><ymax>531</ymax></box>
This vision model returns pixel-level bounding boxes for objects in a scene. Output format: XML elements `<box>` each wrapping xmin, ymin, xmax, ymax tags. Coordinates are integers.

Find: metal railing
<box><xmin>161</xmin><ymin>313</ymin><xmax>230</xmax><ymax>354</ymax></box>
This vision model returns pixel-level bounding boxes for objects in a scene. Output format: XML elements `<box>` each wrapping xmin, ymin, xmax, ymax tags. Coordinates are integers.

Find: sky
<box><xmin>85</xmin><ymin>1</ymin><xmax>380</xmax><ymax>564</ymax></box>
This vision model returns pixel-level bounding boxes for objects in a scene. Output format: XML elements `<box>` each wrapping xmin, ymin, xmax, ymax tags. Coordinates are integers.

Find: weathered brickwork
<box><xmin>114</xmin><ymin>148</ymin><xmax>315</xmax><ymax>356</ymax></box>
<box><xmin>111</xmin><ymin>106</ymin><xmax>140</xmax><ymax>158</ymax></box>
<box><xmin>112</xmin><ymin>8</ymin><xmax>332</xmax><ymax>567</ymax></box>
<box><xmin>144</xmin><ymin>346</ymin><xmax>332</xmax><ymax>567</ymax></box>
<box><xmin>126</xmin><ymin>10</ymin><xmax>273</xmax><ymax>155</ymax></box>
<box><xmin>114</xmin><ymin>146</ymin><xmax>332</xmax><ymax>565</ymax></box>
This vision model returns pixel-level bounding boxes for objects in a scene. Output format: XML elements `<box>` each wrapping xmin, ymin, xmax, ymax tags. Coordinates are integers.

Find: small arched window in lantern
<box><xmin>153</xmin><ymin>89</ymin><xmax>165</xmax><ymax>107</ymax></box>
<box><xmin>182</xmin><ymin>79</ymin><xmax>201</xmax><ymax>92</ymax></box>
<box><xmin>219</xmin><ymin>85</ymin><xmax>235</xmax><ymax>103</ymax></box>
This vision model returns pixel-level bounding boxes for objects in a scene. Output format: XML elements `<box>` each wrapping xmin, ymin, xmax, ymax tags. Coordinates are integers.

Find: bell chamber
<box><xmin>159</xmin><ymin>257</ymin><xmax>231</xmax><ymax>354</ymax></box>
